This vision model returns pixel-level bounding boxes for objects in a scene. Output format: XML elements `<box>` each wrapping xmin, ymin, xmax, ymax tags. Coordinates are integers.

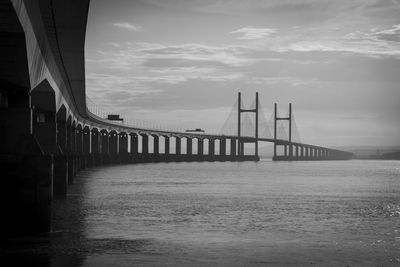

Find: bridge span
<box><xmin>0</xmin><ymin>0</ymin><xmax>352</xmax><ymax>237</ymax></box>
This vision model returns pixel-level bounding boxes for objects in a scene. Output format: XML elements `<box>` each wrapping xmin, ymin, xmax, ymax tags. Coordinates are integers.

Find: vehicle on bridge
<box><xmin>185</xmin><ymin>128</ymin><xmax>205</xmax><ymax>133</ymax></box>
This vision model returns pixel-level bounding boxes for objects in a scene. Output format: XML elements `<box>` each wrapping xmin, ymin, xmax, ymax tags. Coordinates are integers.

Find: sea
<box><xmin>2</xmin><ymin>159</ymin><xmax>400</xmax><ymax>266</ymax></box>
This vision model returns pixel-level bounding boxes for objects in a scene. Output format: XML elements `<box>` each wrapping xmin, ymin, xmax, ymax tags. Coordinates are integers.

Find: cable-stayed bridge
<box><xmin>0</xmin><ymin>0</ymin><xmax>352</xmax><ymax>237</ymax></box>
<box><xmin>86</xmin><ymin>92</ymin><xmax>353</xmax><ymax>162</ymax></box>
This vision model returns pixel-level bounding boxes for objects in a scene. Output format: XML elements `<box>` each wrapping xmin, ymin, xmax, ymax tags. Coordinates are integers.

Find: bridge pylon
<box><xmin>274</xmin><ymin>103</ymin><xmax>293</xmax><ymax>160</ymax></box>
<box><xmin>237</xmin><ymin>92</ymin><xmax>259</xmax><ymax>158</ymax></box>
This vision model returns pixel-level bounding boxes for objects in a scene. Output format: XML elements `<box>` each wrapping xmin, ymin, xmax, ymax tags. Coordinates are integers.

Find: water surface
<box><xmin>3</xmin><ymin>160</ymin><xmax>400</xmax><ymax>266</ymax></box>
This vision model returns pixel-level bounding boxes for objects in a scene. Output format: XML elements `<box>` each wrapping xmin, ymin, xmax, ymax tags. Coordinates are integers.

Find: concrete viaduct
<box><xmin>0</xmin><ymin>0</ymin><xmax>352</xmax><ymax>237</ymax></box>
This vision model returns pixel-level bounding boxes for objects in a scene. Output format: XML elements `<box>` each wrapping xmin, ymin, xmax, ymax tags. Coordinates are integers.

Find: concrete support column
<box><xmin>83</xmin><ymin>128</ymin><xmax>91</xmax><ymax>169</ymax></box>
<box><xmin>33</xmin><ymin>112</ymin><xmax>56</xmax><ymax>155</ymax></box>
<box><xmin>83</xmin><ymin>129</ymin><xmax>91</xmax><ymax>154</ymax></box>
<box><xmin>76</xmin><ymin>128</ymin><xmax>83</xmax><ymax>155</ymax></box>
<box><xmin>209</xmin><ymin>139</ymin><xmax>215</xmax><ymax>156</ymax></box>
<box><xmin>284</xmin><ymin>145</ymin><xmax>288</xmax><ymax>157</ymax></box>
<box><xmin>175</xmin><ymin>137</ymin><xmax>181</xmax><ymax>155</ymax></box>
<box><xmin>231</xmin><ymin>138</ymin><xmax>236</xmax><ymax>157</ymax></box>
<box><xmin>220</xmin><ymin>139</ymin><xmax>226</xmax><ymax>156</ymax></box>
<box><xmin>295</xmin><ymin>145</ymin><xmax>299</xmax><ymax>159</ymax></box>
<box><xmin>0</xmin><ymin>99</ymin><xmax>32</xmax><ymax>154</ymax></box>
<box><xmin>66</xmin><ymin>123</ymin><xmax>72</xmax><ymax>154</ymax></box>
<box><xmin>109</xmin><ymin>132</ymin><xmax>118</xmax><ymax>155</ymax></box>
<box><xmin>71</xmin><ymin>125</ymin><xmax>77</xmax><ymax>154</ymax></box>
<box><xmin>197</xmin><ymin>139</ymin><xmax>203</xmax><ymax>155</ymax></box>
<box><xmin>186</xmin><ymin>138</ymin><xmax>192</xmax><ymax>155</ymax></box>
<box><xmin>119</xmin><ymin>132</ymin><xmax>128</xmax><ymax>154</ymax></box>
<box><xmin>57</xmin><ymin>121</ymin><xmax>67</xmax><ymax>153</ymax></box>
<box><xmin>153</xmin><ymin>135</ymin><xmax>159</xmax><ymax>155</ymax></box>
<box><xmin>141</xmin><ymin>134</ymin><xmax>149</xmax><ymax>154</ymax></box>
<box><xmin>91</xmin><ymin>130</ymin><xmax>99</xmax><ymax>154</ymax></box>
<box><xmin>101</xmin><ymin>131</ymin><xmax>109</xmax><ymax>155</ymax></box>
<box><xmin>3</xmin><ymin>155</ymin><xmax>53</xmax><ymax>237</ymax></box>
<box><xmin>130</xmin><ymin>133</ymin><xmax>138</xmax><ymax>155</ymax></box>
<box><xmin>53</xmin><ymin>155</ymin><xmax>68</xmax><ymax>195</ymax></box>
<box><xmin>300</xmin><ymin>146</ymin><xmax>304</xmax><ymax>158</ymax></box>
<box><xmin>230</xmin><ymin>139</ymin><xmax>236</xmax><ymax>156</ymax></box>
<box><xmin>164</xmin><ymin>136</ymin><xmax>170</xmax><ymax>155</ymax></box>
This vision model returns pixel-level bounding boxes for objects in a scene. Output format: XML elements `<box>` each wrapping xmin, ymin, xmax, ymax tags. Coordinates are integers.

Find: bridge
<box><xmin>0</xmin><ymin>0</ymin><xmax>352</xmax><ymax>237</ymax></box>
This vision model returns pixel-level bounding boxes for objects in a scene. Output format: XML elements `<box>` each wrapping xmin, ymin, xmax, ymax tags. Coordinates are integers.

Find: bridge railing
<box><xmin>86</xmin><ymin>97</ymin><xmax>224</xmax><ymax>135</ymax></box>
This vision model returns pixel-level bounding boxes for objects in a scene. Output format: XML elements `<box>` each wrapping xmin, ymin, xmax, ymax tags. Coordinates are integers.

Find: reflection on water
<box><xmin>1</xmin><ymin>160</ymin><xmax>400</xmax><ymax>266</ymax></box>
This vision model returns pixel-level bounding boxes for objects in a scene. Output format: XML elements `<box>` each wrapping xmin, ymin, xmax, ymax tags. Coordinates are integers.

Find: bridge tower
<box><xmin>274</xmin><ymin>103</ymin><xmax>292</xmax><ymax>159</ymax></box>
<box><xmin>237</xmin><ymin>92</ymin><xmax>259</xmax><ymax>157</ymax></box>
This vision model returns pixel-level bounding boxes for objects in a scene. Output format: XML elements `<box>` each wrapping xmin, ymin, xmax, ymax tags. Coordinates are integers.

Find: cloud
<box><xmin>230</xmin><ymin>27</ymin><xmax>276</xmax><ymax>40</ymax></box>
<box><xmin>112</xmin><ymin>22</ymin><xmax>143</xmax><ymax>31</ymax></box>
<box><xmin>247</xmin><ymin>76</ymin><xmax>317</xmax><ymax>86</ymax></box>
<box><xmin>270</xmin><ymin>25</ymin><xmax>400</xmax><ymax>57</ymax></box>
<box><xmin>138</xmin><ymin>43</ymin><xmax>256</xmax><ymax>67</ymax></box>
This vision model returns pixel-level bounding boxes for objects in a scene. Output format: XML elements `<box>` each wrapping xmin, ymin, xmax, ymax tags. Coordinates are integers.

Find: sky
<box><xmin>85</xmin><ymin>0</ymin><xmax>400</xmax><ymax>147</ymax></box>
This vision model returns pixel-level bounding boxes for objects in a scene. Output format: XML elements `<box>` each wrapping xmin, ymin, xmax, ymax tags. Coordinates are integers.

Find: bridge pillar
<box><xmin>91</xmin><ymin>128</ymin><xmax>100</xmax><ymax>166</ymax></box>
<box><xmin>209</xmin><ymin>139</ymin><xmax>215</xmax><ymax>156</ymax></box>
<box><xmin>81</xmin><ymin>127</ymin><xmax>90</xmax><ymax>171</ymax></box>
<box><xmin>164</xmin><ymin>136</ymin><xmax>170</xmax><ymax>155</ymax></box>
<box><xmin>101</xmin><ymin>129</ymin><xmax>109</xmax><ymax>154</ymax></box>
<box><xmin>175</xmin><ymin>137</ymin><xmax>181</xmax><ymax>156</ymax></box>
<box><xmin>284</xmin><ymin>145</ymin><xmax>288</xmax><ymax>157</ymax></box>
<box><xmin>71</xmin><ymin>123</ymin><xmax>78</xmax><ymax>179</ymax></box>
<box><xmin>185</xmin><ymin>137</ymin><xmax>192</xmax><ymax>156</ymax></box>
<box><xmin>197</xmin><ymin>138</ymin><xmax>204</xmax><ymax>155</ymax></box>
<box><xmin>109</xmin><ymin>131</ymin><xmax>118</xmax><ymax>161</ymax></box>
<box><xmin>91</xmin><ymin>129</ymin><xmax>99</xmax><ymax>154</ymax></box>
<box><xmin>119</xmin><ymin>132</ymin><xmax>128</xmax><ymax>153</ymax></box>
<box><xmin>153</xmin><ymin>135</ymin><xmax>159</xmax><ymax>155</ymax></box>
<box><xmin>83</xmin><ymin>126</ymin><xmax>91</xmax><ymax>163</ymax></box>
<box><xmin>66</xmin><ymin>118</ymin><xmax>72</xmax><ymax>154</ymax></box>
<box><xmin>141</xmin><ymin>134</ymin><xmax>149</xmax><ymax>155</ymax></box>
<box><xmin>75</xmin><ymin>126</ymin><xmax>83</xmax><ymax>171</ymax></box>
<box><xmin>71</xmin><ymin>122</ymin><xmax>77</xmax><ymax>154</ymax></box>
<box><xmin>32</xmin><ymin>105</ymin><xmax>57</xmax><ymax>155</ymax></box>
<box><xmin>65</xmin><ymin>118</ymin><xmax>75</xmax><ymax>183</ymax></box>
<box><xmin>220</xmin><ymin>139</ymin><xmax>226</xmax><ymax>156</ymax></box>
<box><xmin>54</xmin><ymin>109</ymin><xmax>68</xmax><ymax>195</ymax></box>
<box><xmin>130</xmin><ymin>133</ymin><xmax>138</xmax><ymax>155</ymax></box>
<box><xmin>119</xmin><ymin>132</ymin><xmax>128</xmax><ymax>163</ymax></box>
<box><xmin>230</xmin><ymin>139</ymin><xmax>236</xmax><ymax>157</ymax></box>
<box><xmin>295</xmin><ymin>145</ymin><xmax>299</xmax><ymax>159</ymax></box>
<box><xmin>57</xmin><ymin>115</ymin><xmax>67</xmax><ymax>153</ymax></box>
<box><xmin>76</xmin><ymin>126</ymin><xmax>83</xmax><ymax>155</ymax></box>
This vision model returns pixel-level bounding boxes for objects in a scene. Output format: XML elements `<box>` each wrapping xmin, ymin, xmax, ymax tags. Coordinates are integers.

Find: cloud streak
<box><xmin>230</xmin><ymin>27</ymin><xmax>276</xmax><ymax>40</ymax></box>
<box><xmin>112</xmin><ymin>22</ymin><xmax>143</xmax><ymax>31</ymax></box>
